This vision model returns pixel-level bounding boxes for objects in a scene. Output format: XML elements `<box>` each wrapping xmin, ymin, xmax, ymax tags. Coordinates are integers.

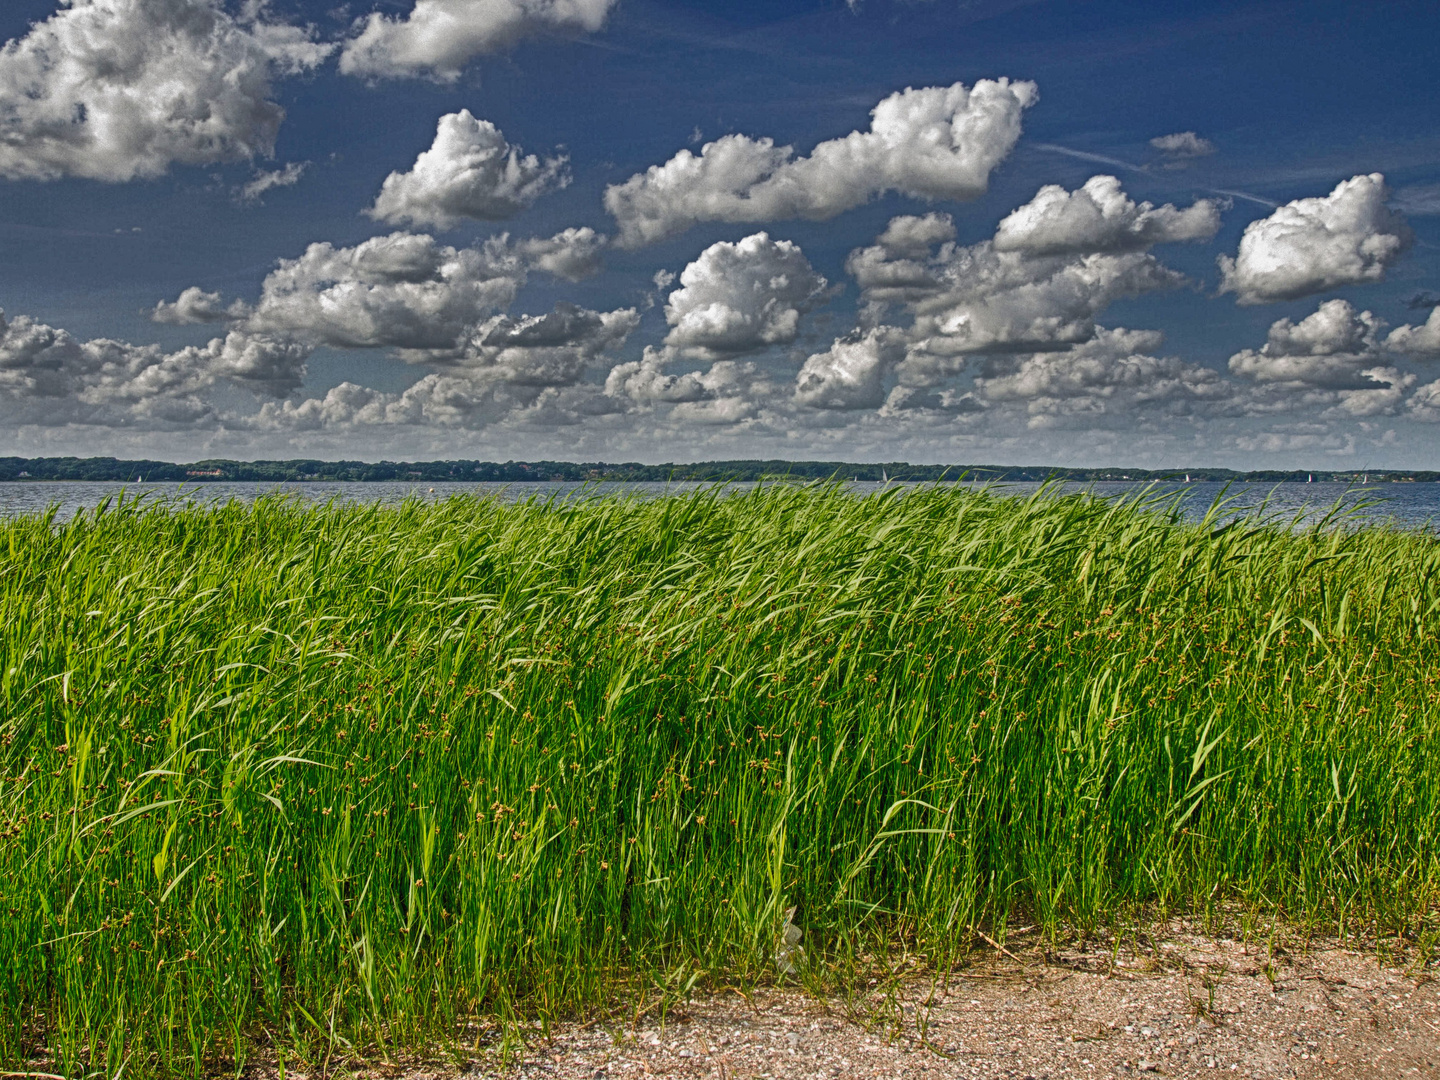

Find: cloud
<box><xmin>167</xmin><ymin>227</ymin><xmax>593</xmax><ymax>356</ymax></box>
<box><xmin>1033</xmin><ymin>143</ymin><xmax>1142</xmax><ymax>173</ymax></box>
<box><xmin>1222</xmin><ymin>300</ymin><xmax>1436</xmax><ymax>421</ymax></box>
<box><xmin>794</xmin><ymin>327</ymin><xmax>906</xmax><ymax>410</ymax></box>
<box><xmin>256</xmin><ymin>376</ymin><xmax>525</xmax><ymax>431</ymax></box>
<box><xmin>0</xmin><ymin>308</ymin><xmax>310</xmax><ymax>426</ymax></box>
<box><xmin>843</xmin><ymin>212</ymin><xmax>958</xmax><ymax>311</ymax></box>
<box><xmin>1257</xmin><ymin>297</ymin><xmax>1385</xmax><ymax>358</ymax></box>
<box><xmin>848</xmin><ymin>200</ymin><xmax>1191</xmax><ymax>368</ymax></box>
<box><xmin>810</xmin><ymin>179</ymin><xmax>1226</xmax><ymax>421</ymax></box>
<box><xmin>457</xmin><ymin>302</ymin><xmax>639</xmax><ymax>388</ymax></box>
<box><xmin>1231</xmin><ymin>428</ymin><xmax>1363</xmax><ymax>456</ymax></box>
<box><xmin>971</xmin><ymin>327</ymin><xmax>1230</xmax><ymax>429</ymax></box>
<box><xmin>367</xmin><ymin>111</ymin><xmax>569</xmax><ymax>229</ymax></box>
<box><xmin>202</xmin><ymin>330</ymin><xmax>313</xmax><ymax>397</ymax></box>
<box><xmin>235</xmin><ymin>231</ymin><xmax>527</xmax><ymax>352</ymax></box>
<box><xmin>661</xmin><ymin>232</ymin><xmax>830</xmax><ymax>360</ymax></box>
<box><xmin>876</xmin><ymin>384</ymin><xmax>983</xmax><ymax>417</ymax></box>
<box><xmin>0</xmin><ymin>310</ymin><xmax>85</xmax><ymax>398</ymax></box>
<box><xmin>1386</xmin><ymin>306</ymin><xmax>1440</xmax><ymax>357</ymax></box>
<box><xmin>339</xmin><ymin>0</ymin><xmax>617</xmax><ymax>81</ymax></box>
<box><xmin>874</xmin><ymin>212</ymin><xmax>958</xmax><ymax>259</ymax></box>
<box><xmin>151</xmin><ymin>286</ymin><xmax>248</xmax><ymax>326</ymax></box>
<box><xmin>1392</xmin><ymin>183</ymin><xmax>1440</xmax><ymax>216</ymax></box>
<box><xmin>258</xmin><ymin>375</ymin><xmax>621</xmax><ymax>432</ymax></box>
<box><xmin>596</xmin><ymin>180</ymin><xmax>1220</xmax><ymax>438</ymax></box>
<box><xmin>254</xmin><ymin>381</ymin><xmax>397</xmax><ymax>430</ymax></box>
<box><xmin>1217</xmin><ymin>174</ymin><xmax>1412</xmax><ymax>304</ymax></box>
<box><xmin>604</xmin><ymin>78</ymin><xmax>1038</xmax><ymax>247</ymax></box>
<box><xmin>1148</xmin><ymin>131</ymin><xmax>1216</xmax><ymax>162</ymax></box>
<box><xmin>0</xmin><ymin>0</ymin><xmax>331</xmax><ymax>182</ymax></box>
<box><xmin>992</xmin><ymin>175</ymin><xmax>1222</xmax><ymax>256</ymax></box>
<box><xmin>604</xmin><ymin>350</ymin><xmax>777</xmax><ymax>425</ymax></box>
<box><xmin>242</xmin><ymin>300</ymin><xmax>640</xmax><ymax>433</ymax></box>
<box><xmin>599</xmin><ymin>323</ymin><xmax>1237</xmax><ymax>442</ymax></box>
<box><xmin>237</xmin><ymin>161</ymin><xmax>308</xmax><ymax>205</ymax></box>
<box><xmin>1406</xmin><ymin>378</ymin><xmax>1440</xmax><ymax>422</ymax></box>
<box><xmin>1227</xmin><ymin>299</ymin><xmax>1394</xmax><ymax>391</ymax></box>
<box><xmin>604</xmin><ymin>351</ymin><xmax>709</xmax><ymax>406</ymax></box>
<box><xmin>512</xmin><ymin>226</ymin><xmax>606</xmax><ymax>281</ymax></box>
<box><xmin>149</xmin><ymin>225</ymin><xmax>612</xmax><ymax>431</ymax></box>
<box><xmin>661</xmin><ymin>361</ymin><xmax>776</xmax><ymax>425</ymax></box>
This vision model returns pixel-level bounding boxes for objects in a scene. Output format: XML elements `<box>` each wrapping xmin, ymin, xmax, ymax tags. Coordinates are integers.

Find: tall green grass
<box><xmin>1</xmin><ymin>483</ymin><xmax>1437</xmax><ymax>1074</ymax></box>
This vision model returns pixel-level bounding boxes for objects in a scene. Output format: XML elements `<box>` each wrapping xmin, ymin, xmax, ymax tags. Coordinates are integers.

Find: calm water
<box><xmin>2</xmin><ymin>478</ymin><xmax>1439</xmax><ymax>529</ymax></box>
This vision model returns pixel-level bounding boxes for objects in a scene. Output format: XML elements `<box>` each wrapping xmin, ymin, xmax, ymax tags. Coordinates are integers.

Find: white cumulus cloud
<box><xmin>367</xmin><ymin>111</ymin><xmax>569</xmax><ymax>229</ymax></box>
<box><xmin>0</xmin><ymin>308</ymin><xmax>311</xmax><ymax>427</ymax></box>
<box><xmin>1386</xmin><ymin>307</ymin><xmax>1440</xmax><ymax>357</ymax></box>
<box><xmin>1149</xmin><ymin>131</ymin><xmax>1215</xmax><ymax>161</ymax></box>
<box><xmin>169</xmin><ymin>228</ymin><xmax>592</xmax><ymax>356</ymax></box>
<box><xmin>0</xmin><ymin>0</ymin><xmax>331</xmax><ymax>182</ymax></box>
<box><xmin>992</xmin><ymin>175</ymin><xmax>1222</xmax><ymax>256</ymax></box>
<box><xmin>203</xmin><ymin>330</ymin><xmax>313</xmax><ymax>397</ymax></box>
<box><xmin>512</xmin><ymin>226</ymin><xmax>607</xmax><ymax>281</ymax></box>
<box><xmin>457</xmin><ymin>302</ymin><xmax>640</xmax><ymax>388</ymax></box>
<box><xmin>233</xmin><ymin>302</ymin><xmax>639</xmax><ymax>433</ymax></box>
<box><xmin>604</xmin><ymin>351</ymin><xmax>709</xmax><ymax>407</ymax></box>
<box><xmin>661</xmin><ymin>232</ymin><xmax>830</xmax><ymax>360</ymax></box>
<box><xmin>1406</xmin><ymin>378</ymin><xmax>1440</xmax><ymax>421</ymax></box>
<box><xmin>794</xmin><ymin>328</ymin><xmax>905</xmax><ymax>411</ymax></box>
<box><xmin>239</xmin><ymin>231</ymin><xmax>528</xmax><ymax>352</ymax></box>
<box><xmin>849</xmin><ymin>217</ymin><xmax>1189</xmax><ymax>369</ymax></box>
<box><xmin>972</xmin><ymin>327</ymin><xmax>1230</xmax><ymax>429</ymax></box>
<box><xmin>603</xmin><ymin>350</ymin><xmax>778</xmax><ymax>426</ymax></box>
<box><xmin>339</xmin><ymin>0</ymin><xmax>617</xmax><ymax>81</ymax></box>
<box><xmin>151</xmin><ymin>286</ymin><xmax>248</xmax><ymax>325</ymax></box>
<box><xmin>604</xmin><ymin>78</ymin><xmax>1038</xmax><ymax>247</ymax></box>
<box><xmin>1227</xmin><ymin>299</ymin><xmax>1395</xmax><ymax>391</ymax></box>
<box><xmin>849</xmin><ymin>175</ymin><xmax>1219</xmax><ymax>368</ymax></box>
<box><xmin>1217</xmin><ymin>174</ymin><xmax>1412</xmax><ymax>304</ymax></box>
<box><xmin>836</xmin><ymin>178</ymin><xmax>1221</xmax><ymax>403</ymax></box>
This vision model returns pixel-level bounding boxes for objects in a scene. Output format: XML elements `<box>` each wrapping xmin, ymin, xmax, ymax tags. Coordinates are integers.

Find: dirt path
<box><xmin>251</xmin><ymin>929</ymin><xmax>1440</xmax><ymax>1080</ymax></box>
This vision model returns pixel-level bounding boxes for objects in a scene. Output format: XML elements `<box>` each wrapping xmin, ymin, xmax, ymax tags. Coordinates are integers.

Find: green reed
<box><xmin>0</xmin><ymin>483</ymin><xmax>1437</xmax><ymax>1074</ymax></box>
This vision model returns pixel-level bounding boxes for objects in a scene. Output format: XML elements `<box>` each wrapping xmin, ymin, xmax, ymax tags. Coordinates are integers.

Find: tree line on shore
<box><xmin>1</xmin><ymin>456</ymin><xmax>1433</xmax><ymax>484</ymax></box>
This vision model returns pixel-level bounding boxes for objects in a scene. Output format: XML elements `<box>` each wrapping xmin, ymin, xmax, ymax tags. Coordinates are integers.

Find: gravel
<box><xmin>241</xmin><ymin>927</ymin><xmax>1440</xmax><ymax>1080</ymax></box>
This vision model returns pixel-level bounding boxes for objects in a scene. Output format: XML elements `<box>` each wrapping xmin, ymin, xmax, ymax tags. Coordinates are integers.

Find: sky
<box><xmin>1</xmin><ymin>0</ymin><xmax>1439</xmax><ymax>467</ymax></box>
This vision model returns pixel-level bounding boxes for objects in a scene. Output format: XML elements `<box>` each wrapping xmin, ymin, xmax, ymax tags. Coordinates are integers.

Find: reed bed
<box><xmin>0</xmin><ymin>483</ymin><xmax>1437</xmax><ymax>1075</ymax></box>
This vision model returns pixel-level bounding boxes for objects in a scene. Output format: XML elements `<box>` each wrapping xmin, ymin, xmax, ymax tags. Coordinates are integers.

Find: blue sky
<box><xmin>1</xmin><ymin>0</ymin><xmax>1438</xmax><ymax>466</ymax></box>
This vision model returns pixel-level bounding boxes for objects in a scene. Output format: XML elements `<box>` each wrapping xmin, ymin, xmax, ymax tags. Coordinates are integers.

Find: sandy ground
<box><xmin>216</xmin><ymin>927</ymin><xmax>1440</xmax><ymax>1079</ymax></box>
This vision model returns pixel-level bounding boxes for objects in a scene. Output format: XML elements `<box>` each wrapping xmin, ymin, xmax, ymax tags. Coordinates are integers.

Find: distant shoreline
<box><xmin>2</xmin><ymin>456</ymin><xmax>1435</xmax><ymax>484</ymax></box>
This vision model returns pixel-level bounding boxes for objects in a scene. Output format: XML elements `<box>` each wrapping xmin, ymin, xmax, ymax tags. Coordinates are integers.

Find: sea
<box><xmin>2</xmin><ymin>478</ymin><xmax>1439</xmax><ymax>530</ymax></box>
